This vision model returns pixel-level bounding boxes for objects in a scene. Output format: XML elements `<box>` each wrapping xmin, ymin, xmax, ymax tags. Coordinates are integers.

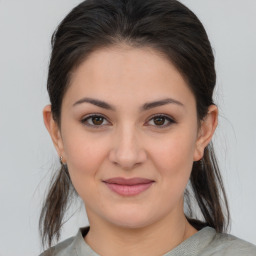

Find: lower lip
<box><xmin>104</xmin><ymin>182</ymin><xmax>154</xmax><ymax>196</ymax></box>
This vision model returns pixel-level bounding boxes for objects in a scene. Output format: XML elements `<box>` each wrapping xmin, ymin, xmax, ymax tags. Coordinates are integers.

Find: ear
<box><xmin>43</xmin><ymin>105</ymin><xmax>66</xmax><ymax>161</ymax></box>
<box><xmin>193</xmin><ymin>105</ymin><xmax>218</xmax><ymax>161</ymax></box>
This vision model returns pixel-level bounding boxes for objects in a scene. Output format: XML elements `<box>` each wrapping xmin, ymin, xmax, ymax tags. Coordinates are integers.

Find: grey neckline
<box><xmin>72</xmin><ymin>226</ymin><xmax>216</xmax><ymax>256</ymax></box>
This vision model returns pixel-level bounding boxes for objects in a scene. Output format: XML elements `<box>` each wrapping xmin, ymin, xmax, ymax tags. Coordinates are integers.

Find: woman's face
<box><xmin>44</xmin><ymin>45</ymin><xmax>217</xmax><ymax>229</ymax></box>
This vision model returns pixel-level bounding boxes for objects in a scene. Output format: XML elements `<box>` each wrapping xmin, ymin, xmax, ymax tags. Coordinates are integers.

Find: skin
<box><xmin>43</xmin><ymin>44</ymin><xmax>218</xmax><ymax>256</ymax></box>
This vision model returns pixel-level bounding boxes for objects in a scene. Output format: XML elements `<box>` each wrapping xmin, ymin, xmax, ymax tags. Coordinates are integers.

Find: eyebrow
<box><xmin>73</xmin><ymin>97</ymin><xmax>184</xmax><ymax>111</ymax></box>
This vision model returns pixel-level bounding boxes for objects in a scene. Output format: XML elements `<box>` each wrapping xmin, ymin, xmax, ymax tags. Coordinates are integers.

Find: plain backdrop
<box><xmin>0</xmin><ymin>0</ymin><xmax>255</xmax><ymax>255</ymax></box>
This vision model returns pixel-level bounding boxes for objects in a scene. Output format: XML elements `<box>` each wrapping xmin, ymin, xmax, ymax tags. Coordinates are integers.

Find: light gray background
<box><xmin>0</xmin><ymin>0</ymin><xmax>255</xmax><ymax>255</ymax></box>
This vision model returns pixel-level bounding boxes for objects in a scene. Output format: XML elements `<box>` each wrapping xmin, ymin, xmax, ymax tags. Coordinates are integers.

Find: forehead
<box><xmin>64</xmin><ymin>45</ymin><xmax>195</xmax><ymax>110</ymax></box>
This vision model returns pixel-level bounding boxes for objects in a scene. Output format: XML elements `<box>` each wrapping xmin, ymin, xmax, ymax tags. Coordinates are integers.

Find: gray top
<box><xmin>39</xmin><ymin>226</ymin><xmax>256</xmax><ymax>256</ymax></box>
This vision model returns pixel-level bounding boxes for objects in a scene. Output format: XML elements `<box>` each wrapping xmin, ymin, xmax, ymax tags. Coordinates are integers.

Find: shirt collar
<box><xmin>70</xmin><ymin>226</ymin><xmax>216</xmax><ymax>256</ymax></box>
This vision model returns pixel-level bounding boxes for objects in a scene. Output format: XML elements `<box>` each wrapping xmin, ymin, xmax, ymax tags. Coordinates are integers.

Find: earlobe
<box><xmin>43</xmin><ymin>105</ymin><xmax>65</xmax><ymax>158</ymax></box>
<box><xmin>193</xmin><ymin>105</ymin><xmax>218</xmax><ymax>161</ymax></box>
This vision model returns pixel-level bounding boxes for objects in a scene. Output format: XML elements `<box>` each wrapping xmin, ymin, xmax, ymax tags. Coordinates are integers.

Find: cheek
<box><xmin>65</xmin><ymin>141</ymin><xmax>95</xmax><ymax>173</ymax></box>
<box><xmin>151</xmin><ymin>130</ymin><xmax>196</xmax><ymax>189</ymax></box>
<box><xmin>154</xmin><ymin>131</ymin><xmax>196</xmax><ymax>165</ymax></box>
<box><xmin>61</xmin><ymin>129</ymin><xmax>107</xmax><ymax>193</ymax></box>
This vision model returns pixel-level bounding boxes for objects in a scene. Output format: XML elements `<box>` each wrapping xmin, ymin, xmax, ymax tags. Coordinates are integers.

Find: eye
<box><xmin>81</xmin><ymin>113</ymin><xmax>176</xmax><ymax>129</ymax></box>
<box><xmin>147</xmin><ymin>114</ymin><xmax>176</xmax><ymax>128</ymax></box>
<box><xmin>81</xmin><ymin>114</ymin><xmax>110</xmax><ymax>128</ymax></box>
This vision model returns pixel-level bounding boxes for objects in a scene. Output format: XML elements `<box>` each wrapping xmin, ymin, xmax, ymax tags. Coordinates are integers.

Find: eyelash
<box><xmin>80</xmin><ymin>113</ymin><xmax>176</xmax><ymax>129</ymax></box>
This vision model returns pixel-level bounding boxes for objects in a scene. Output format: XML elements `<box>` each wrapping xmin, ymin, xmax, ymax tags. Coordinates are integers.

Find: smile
<box><xmin>103</xmin><ymin>177</ymin><xmax>155</xmax><ymax>196</ymax></box>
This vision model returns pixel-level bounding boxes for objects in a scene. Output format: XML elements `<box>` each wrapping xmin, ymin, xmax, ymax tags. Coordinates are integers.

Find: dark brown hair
<box><xmin>40</xmin><ymin>0</ymin><xmax>230</xmax><ymax>250</ymax></box>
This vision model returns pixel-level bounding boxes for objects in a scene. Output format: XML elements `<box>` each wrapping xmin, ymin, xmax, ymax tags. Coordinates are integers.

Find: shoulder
<box><xmin>38</xmin><ymin>226</ymin><xmax>90</xmax><ymax>256</ymax></box>
<box><xmin>202</xmin><ymin>231</ymin><xmax>256</xmax><ymax>256</ymax></box>
<box><xmin>38</xmin><ymin>236</ymin><xmax>76</xmax><ymax>256</ymax></box>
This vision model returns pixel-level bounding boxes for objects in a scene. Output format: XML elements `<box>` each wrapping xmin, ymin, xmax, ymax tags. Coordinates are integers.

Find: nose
<box><xmin>108</xmin><ymin>125</ymin><xmax>147</xmax><ymax>170</ymax></box>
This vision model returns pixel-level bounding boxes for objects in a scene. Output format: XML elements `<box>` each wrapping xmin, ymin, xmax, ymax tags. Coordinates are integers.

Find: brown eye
<box><xmin>91</xmin><ymin>116</ymin><xmax>104</xmax><ymax>125</ymax></box>
<box><xmin>81</xmin><ymin>114</ymin><xmax>109</xmax><ymax>128</ymax></box>
<box><xmin>148</xmin><ymin>114</ymin><xmax>176</xmax><ymax>128</ymax></box>
<box><xmin>153</xmin><ymin>116</ymin><xmax>165</xmax><ymax>125</ymax></box>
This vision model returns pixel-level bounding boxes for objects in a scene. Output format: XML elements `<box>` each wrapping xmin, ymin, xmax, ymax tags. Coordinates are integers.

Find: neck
<box><xmin>84</xmin><ymin>207</ymin><xmax>198</xmax><ymax>256</ymax></box>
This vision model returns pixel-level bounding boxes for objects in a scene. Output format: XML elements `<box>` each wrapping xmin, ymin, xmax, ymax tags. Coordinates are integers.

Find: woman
<box><xmin>39</xmin><ymin>0</ymin><xmax>256</xmax><ymax>255</ymax></box>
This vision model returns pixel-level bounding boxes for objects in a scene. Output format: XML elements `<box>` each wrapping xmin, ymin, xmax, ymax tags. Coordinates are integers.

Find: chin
<box><xmin>104</xmin><ymin>209</ymin><xmax>157</xmax><ymax>230</ymax></box>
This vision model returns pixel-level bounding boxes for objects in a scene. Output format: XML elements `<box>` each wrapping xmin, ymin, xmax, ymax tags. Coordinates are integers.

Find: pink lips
<box><xmin>103</xmin><ymin>177</ymin><xmax>154</xmax><ymax>196</ymax></box>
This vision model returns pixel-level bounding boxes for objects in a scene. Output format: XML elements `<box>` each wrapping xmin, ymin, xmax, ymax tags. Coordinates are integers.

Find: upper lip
<box><xmin>103</xmin><ymin>177</ymin><xmax>154</xmax><ymax>185</ymax></box>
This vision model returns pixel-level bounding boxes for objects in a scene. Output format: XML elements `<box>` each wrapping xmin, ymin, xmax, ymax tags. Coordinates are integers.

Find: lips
<box><xmin>103</xmin><ymin>177</ymin><xmax>154</xmax><ymax>196</ymax></box>
<box><xmin>103</xmin><ymin>177</ymin><xmax>154</xmax><ymax>185</ymax></box>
